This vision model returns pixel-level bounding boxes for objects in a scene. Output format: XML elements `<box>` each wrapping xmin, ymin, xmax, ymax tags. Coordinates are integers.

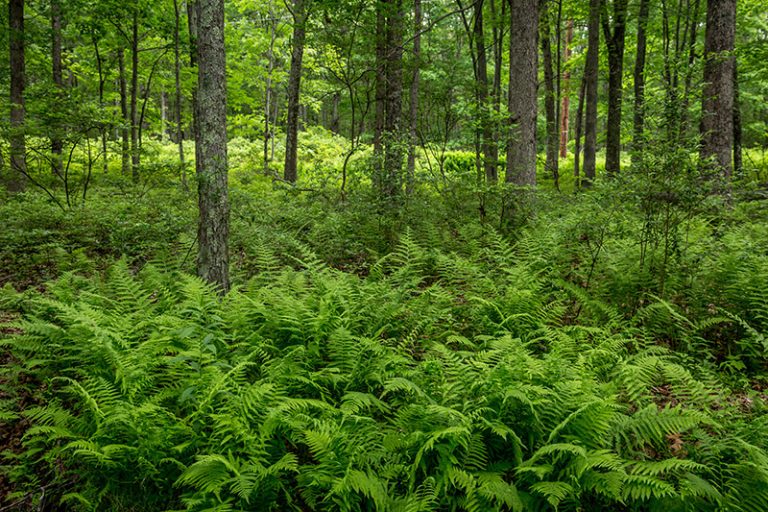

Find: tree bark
<box><xmin>601</xmin><ymin>0</ymin><xmax>629</xmax><ymax>176</ymax></box>
<box><xmin>632</xmin><ymin>0</ymin><xmax>650</xmax><ymax>163</ymax></box>
<box><xmin>118</xmin><ymin>47</ymin><xmax>131</xmax><ymax>177</ymax></box>
<box><xmin>541</xmin><ymin>4</ymin><xmax>558</xmax><ymax>186</ymax></box>
<box><xmin>196</xmin><ymin>0</ymin><xmax>230</xmax><ymax>293</ymax></box>
<box><xmin>559</xmin><ymin>19</ymin><xmax>573</xmax><ymax>158</ymax></box>
<box><xmin>583</xmin><ymin>0</ymin><xmax>600</xmax><ymax>184</ymax></box>
<box><xmin>699</xmin><ymin>0</ymin><xmax>735</xmax><ymax>177</ymax></box>
<box><xmin>733</xmin><ymin>59</ymin><xmax>742</xmax><ymax>176</ymax></box>
<box><xmin>173</xmin><ymin>0</ymin><xmax>187</xmax><ymax>188</ymax></box>
<box><xmin>505</xmin><ymin>0</ymin><xmax>538</xmax><ymax>186</ymax></box>
<box><xmin>130</xmin><ymin>9</ymin><xmax>140</xmax><ymax>181</ymax></box>
<box><xmin>406</xmin><ymin>0</ymin><xmax>421</xmax><ymax>194</ymax></box>
<box><xmin>51</xmin><ymin>0</ymin><xmax>64</xmax><ymax>176</ymax></box>
<box><xmin>381</xmin><ymin>0</ymin><xmax>405</xmax><ymax>200</ymax></box>
<box><xmin>574</xmin><ymin>70</ymin><xmax>586</xmax><ymax>183</ymax></box>
<box><xmin>473</xmin><ymin>0</ymin><xmax>497</xmax><ymax>184</ymax></box>
<box><xmin>8</xmin><ymin>0</ymin><xmax>26</xmax><ymax>191</ymax></box>
<box><xmin>284</xmin><ymin>0</ymin><xmax>308</xmax><ymax>183</ymax></box>
<box><xmin>188</xmin><ymin>0</ymin><xmax>200</xmax><ymax>170</ymax></box>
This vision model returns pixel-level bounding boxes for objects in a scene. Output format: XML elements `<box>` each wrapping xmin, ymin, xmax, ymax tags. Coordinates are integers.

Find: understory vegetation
<box><xmin>2</xmin><ymin>146</ymin><xmax>768</xmax><ymax>511</ymax></box>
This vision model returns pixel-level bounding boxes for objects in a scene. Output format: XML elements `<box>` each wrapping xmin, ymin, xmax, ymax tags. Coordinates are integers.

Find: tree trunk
<box><xmin>583</xmin><ymin>0</ymin><xmax>600</xmax><ymax>184</ymax></box>
<box><xmin>699</xmin><ymin>0</ymin><xmax>735</xmax><ymax>177</ymax></box>
<box><xmin>93</xmin><ymin>34</ymin><xmax>108</xmax><ymax>173</ymax></box>
<box><xmin>188</xmin><ymin>0</ymin><xmax>200</xmax><ymax>170</ymax></box>
<box><xmin>51</xmin><ymin>0</ymin><xmax>64</xmax><ymax>176</ymax></box>
<box><xmin>406</xmin><ymin>0</ymin><xmax>421</xmax><ymax>194</ymax></box>
<box><xmin>381</xmin><ymin>0</ymin><xmax>405</xmax><ymax>200</ymax></box>
<box><xmin>284</xmin><ymin>0</ymin><xmax>307</xmax><ymax>183</ymax></box>
<box><xmin>118</xmin><ymin>46</ymin><xmax>131</xmax><ymax>177</ymax></box>
<box><xmin>373</xmin><ymin>0</ymin><xmax>386</xmax><ymax>160</ymax></box>
<box><xmin>574</xmin><ymin>70</ymin><xmax>586</xmax><ymax>183</ymax></box>
<box><xmin>559</xmin><ymin>19</ymin><xmax>573</xmax><ymax>158</ymax></box>
<box><xmin>196</xmin><ymin>0</ymin><xmax>230</xmax><ymax>293</ymax></box>
<box><xmin>601</xmin><ymin>0</ymin><xmax>628</xmax><ymax>176</ymax></box>
<box><xmin>130</xmin><ymin>10</ymin><xmax>140</xmax><ymax>181</ymax></box>
<box><xmin>733</xmin><ymin>59</ymin><xmax>742</xmax><ymax>176</ymax></box>
<box><xmin>8</xmin><ymin>0</ymin><xmax>26</xmax><ymax>191</ymax></box>
<box><xmin>632</xmin><ymin>0</ymin><xmax>650</xmax><ymax>163</ymax></box>
<box><xmin>489</xmin><ymin>0</ymin><xmax>505</xmax><ymax>183</ymax></box>
<box><xmin>541</xmin><ymin>4</ymin><xmax>558</xmax><ymax>186</ymax></box>
<box><xmin>505</xmin><ymin>0</ymin><xmax>538</xmax><ymax>186</ymax></box>
<box><xmin>173</xmin><ymin>0</ymin><xmax>187</xmax><ymax>188</ymax></box>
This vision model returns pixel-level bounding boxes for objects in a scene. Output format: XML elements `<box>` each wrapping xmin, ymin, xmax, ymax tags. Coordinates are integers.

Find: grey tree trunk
<box><xmin>195</xmin><ymin>0</ymin><xmax>230</xmax><ymax>293</ymax></box>
<box><xmin>406</xmin><ymin>0</ymin><xmax>421</xmax><ymax>194</ymax></box>
<box><xmin>51</xmin><ymin>0</ymin><xmax>64</xmax><ymax>176</ymax></box>
<box><xmin>382</xmin><ymin>0</ymin><xmax>405</xmax><ymax>200</ymax></box>
<box><xmin>173</xmin><ymin>0</ymin><xmax>186</xmax><ymax>188</ymax></box>
<box><xmin>559</xmin><ymin>19</ymin><xmax>573</xmax><ymax>159</ymax></box>
<box><xmin>541</xmin><ymin>5</ymin><xmax>558</xmax><ymax>186</ymax></box>
<box><xmin>8</xmin><ymin>0</ymin><xmax>26</xmax><ymax>191</ymax></box>
<box><xmin>733</xmin><ymin>59</ymin><xmax>742</xmax><ymax>176</ymax></box>
<box><xmin>583</xmin><ymin>0</ymin><xmax>600</xmax><ymax>184</ymax></box>
<box><xmin>130</xmin><ymin>10</ymin><xmax>140</xmax><ymax>181</ymax></box>
<box><xmin>699</xmin><ymin>0</ymin><xmax>735</xmax><ymax>177</ymax></box>
<box><xmin>505</xmin><ymin>0</ymin><xmax>538</xmax><ymax>187</ymax></box>
<box><xmin>474</xmin><ymin>0</ymin><xmax>496</xmax><ymax>184</ymax></box>
<box><xmin>284</xmin><ymin>0</ymin><xmax>307</xmax><ymax>183</ymax></box>
<box><xmin>118</xmin><ymin>47</ymin><xmax>131</xmax><ymax>176</ymax></box>
<box><xmin>601</xmin><ymin>0</ymin><xmax>628</xmax><ymax>176</ymax></box>
<box><xmin>187</xmin><ymin>0</ymin><xmax>201</xmax><ymax>170</ymax></box>
<box><xmin>632</xmin><ymin>0</ymin><xmax>650</xmax><ymax>163</ymax></box>
<box><xmin>574</xmin><ymin>70</ymin><xmax>586</xmax><ymax>182</ymax></box>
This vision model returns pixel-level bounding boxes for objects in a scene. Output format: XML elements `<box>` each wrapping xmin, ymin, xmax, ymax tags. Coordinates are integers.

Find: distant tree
<box><xmin>8</xmin><ymin>0</ymin><xmax>26</xmax><ymax>192</ymax></box>
<box><xmin>700</xmin><ymin>0</ymin><xmax>736</xmax><ymax>177</ymax></box>
<box><xmin>195</xmin><ymin>0</ymin><xmax>230</xmax><ymax>292</ymax></box>
<box><xmin>284</xmin><ymin>0</ymin><xmax>309</xmax><ymax>183</ymax></box>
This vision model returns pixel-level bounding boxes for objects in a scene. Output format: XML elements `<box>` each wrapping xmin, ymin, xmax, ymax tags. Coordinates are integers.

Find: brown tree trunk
<box><xmin>699</xmin><ymin>0</ymin><xmax>735</xmax><ymax>177</ymax></box>
<box><xmin>632</xmin><ymin>0</ymin><xmax>650</xmax><ymax>163</ymax></box>
<box><xmin>559</xmin><ymin>19</ymin><xmax>573</xmax><ymax>158</ymax></box>
<box><xmin>8</xmin><ymin>0</ymin><xmax>26</xmax><ymax>191</ymax></box>
<box><xmin>583</xmin><ymin>0</ymin><xmax>600</xmax><ymax>184</ymax></box>
<box><xmin>733</xmin><ymin>59</ymin><xmax>742</xmax><ymax>176</ymax></box>
<box><xmin>284</xmin><ymin>0</ymin><xmax>307</xmax><ymax>183</ymax></box>
<box><xmin>373</xmin><ymin>0</ymin><xmax>386</xmax><ymax>162</ymax></box>
<box><xmin>51</xmin><ymin>0</ymin><xmax>64</xmax><ymax>176</ymax></box>
<box><xmin>188</xmin><ymin>0</ymin><xmax>200</xmax><ymax>169</ymax></box>
<box><xmin>541</xmin><ymin>4</ymin><xmax>558</xmax><ymax>186</ymax></box>
<box><xmin>574</xmin><ymin>70</ymin><xmax>586</xmax><ymax>183</ymax></box>
<box><xmin>406</xmin><ymin>0</ymin><xmax>421</xmax><ymax>194</ymax></box>
<box><xmin>118</xmin><ymin>46</ymin><xmax>131</xmax><ymax>177</ymax></box>
<box><xmin>474</xmin><ymin>0</ymin><xmax>496</xmax><ymax>184</ymax></box>
<box><xmin>196</xmin><ymin>0</ymin><xmax>230</xmax><ymax>293</ymax></box>
<box><xmin>489</xmin><ymin>0</ymin><xmax>505</xmax><ymax>183</ymax></box>
<box><xmin>505</xmin><ymin>0</ymin><xmax>538</xmax><ymax>186</ymax></box>
<box><xmin>601</xmin><ymin>0</ymin><xmax>628</xmax><ymax>176</ymax></box>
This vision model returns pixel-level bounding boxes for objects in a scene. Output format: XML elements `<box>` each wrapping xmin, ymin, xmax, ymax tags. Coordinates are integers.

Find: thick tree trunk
<box><xmin>196</xmin><ymin>0</ymin><xmax>230</xmax><ymax>293</ymax></box>
<box><xmin>541</xmin><ymin>5</ymin><xmax>558</xmax><ymax>186</ymax></box>
<box><xmin>130</xmin><ymin>10</ymin><xmax>140</xmax><ymax>181</ymax></box>
<box><xmin>284</xmin><ymin>0</ymin><xmax>307</xmax><ymax>183</ymax></box>
<box><xmin>505</xmin><ymin>0</ymin><xmax>538</xmax><ymax>186</ymax></box>
<box><xmin>173</xmin><ymin>0</ymin><xmax>186</xmax><ymax>188</ymax></box>
<box><xmin>632</xmin><ymin>0</ymin><xmax>650</xmax><ymax>163</ymax></box>
<box><xmin>381</xmin><ymin>0</ymin><xmax>405</xmax><ymax>200</ymax></box>
<box><xmin>8</xmin><ymin>0</ymin><xmax>26</xmax><ymax>191</ymax></box>
<box><xmin>118</xmin><ymin>47</ymin><xmax>131</xmax><ymax>177</ymax></box>
<box><xmin>51</xmin><ymin>0</ymin><xmax>64</xmax><ymax>176</ymax></box>
<box><xmin>406</xmin><ymin>0</ymin><xmax>421</xmax><ymax>194</ymax></box>
<box><xmin>559</xmin><ymin>19</ymin><xmax>573</xmax><ymax>159</ymax></box>
<box><xmin>699</xmin><ymin>0</ymin><xmax>735</xmax><ymax>177</ymax></box>
<box><xmin>583</xmin><ymin>0</ymin><xmax>600</xmax><ymax>184</ymax></box>
<box><xmin>601</xmin><ymin>0</ymin><xmax>628</xmax><ymax>176</ymax></box>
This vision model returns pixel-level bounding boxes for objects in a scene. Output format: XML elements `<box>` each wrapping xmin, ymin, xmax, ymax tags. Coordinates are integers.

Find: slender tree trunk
<box><xmin>51</xmin><ymin>0</ymin><xmax>64</xmax><ymax>176</ymax></box>
<box><xmin>118</xmin><ymin>46</ymin><xmax>131</xmax><ymax>177</ymax></box>
<box><xmin>406</xmin><ymin>0</ymin><xmax>421</xmax><ymax>194</ymax></box>
<box><xmin>473</xmin><ymin>0</ymin><xmax>496</xmax><ymax>184</ymax></box>
<box><xmin>559</xmin><ymin>19</ymin><xmax>573</xmax><ymax>158</ymax></box>
<box><xmin>264</xmin><ymin>2</ymin><xmax>276</xmax><ymax>173</ymax></box>
<box><xmin>284</xmin><ymin>0</ymin><xmax>307</xmax><ymax>183</ymax></box>
<box><xmin>93</xmin><ymin>34</ymin><xmax>108</xmax><ymax>173</ymax></box>
<box><xmin>188</xmin><ymin>0</ymin><xmax>200</xmax><ymax>170</ymax></box>
<box><xmin>196</xmin><ymin>0</ymin><xmax>230</xmax><ymax>293</ymax></box>
<box><xmin>373</xmin><ymin>0</ymin><xmax>386</xmax><ymax>161</ymax></box>
<box><xmin>583</xmin><ymin>0</ymin><xmax>600</xmax><ymax>184</ymax></box>
<box><xmin>679</xmin><ymin>0</ymin><xmax>701</xmax><ymax>138</ymax></box>
<box><xmin>489</xmin><ymin>0</ymin><xmax>504</xmax><ymax>183</ymax></box>
<box><xmin>541</xmin><ymin>5</ymin><xmax>558</xmax><ymax>186</ymax></box>
<box><xmin>505</xmin><ymin>0</ymin><xmax>538</xmax><ymax>186</ymax></box>
<box><xmin>601</xmin><ymin>0</ymin><xmax>629</xmax><ymax>176</ymax></box>
<box><xmin>130</xmin><ymin>10</ymin><xmax>140</xmax><ymax>181</ymax></box>
<box><xmin>173</xmin><ymin>0</ymin><xmax>187</xmax><ymax>188</ymax></box>
<box><xmin>733</xmin><ymin>59</ymin><xmax>742</xmax><ymax>176</ymax></box>
<box><xmin>632</xmin><ymin>0</ymin><xmax>650</xmax><ymax>163</ymax></box>
<box><xmin>8</xmin><ymin>0</ymin><xmax>26</xmax><ymax>191</ymax></box>
<box><xmin>574</xmin><ymin>70</ymin><xmax>586</xmax><ymax>183</ymax></box>
<box><xmin>699</xmin><ymin>0</ymin><xmax>735</xmax><ymax>177</ymax></box>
